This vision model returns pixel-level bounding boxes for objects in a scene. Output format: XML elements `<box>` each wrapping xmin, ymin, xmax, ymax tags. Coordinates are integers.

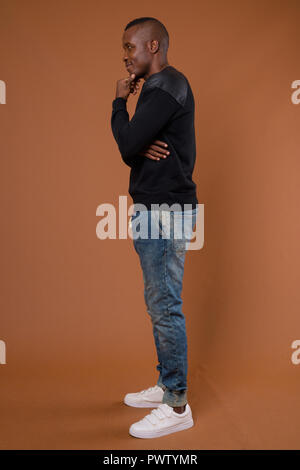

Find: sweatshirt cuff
<box><xmin>112</xmin><ymin>97</ymin><xmax>127</xmax><ymax>111</ymax></box>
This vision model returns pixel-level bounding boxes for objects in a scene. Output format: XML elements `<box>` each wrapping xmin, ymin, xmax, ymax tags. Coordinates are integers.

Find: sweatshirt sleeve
<box><xmin>111</xmin><ymin>86</ymin><xmax>180</xmax><ymax>167</ymax></box>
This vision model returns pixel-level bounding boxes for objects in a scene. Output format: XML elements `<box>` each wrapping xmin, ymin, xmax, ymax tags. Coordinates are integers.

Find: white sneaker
<box><xmin>129</xmin><ymin>403</ymin><xmax>194</xmax><ymax>439</ymax></box>
<box><xmin>124</xmin><ymin>385</ymin><xmax>164</xmax><ymax>408</ymax></box>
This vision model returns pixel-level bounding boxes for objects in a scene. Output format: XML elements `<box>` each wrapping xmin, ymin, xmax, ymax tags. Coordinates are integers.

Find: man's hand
<box><xmin>129</xmin><ymin>76</ymin><xmax>141</xmax><ymax>96</ymax></box>
<box><xmin>115</xmin><ymin>73</ymin><xmax>141</xmax><ymax>100</ymax></box>
<box><xmin>138</xmin><ymin>140</ymin><xmax>170</xmax><ymax>161</ymax></box>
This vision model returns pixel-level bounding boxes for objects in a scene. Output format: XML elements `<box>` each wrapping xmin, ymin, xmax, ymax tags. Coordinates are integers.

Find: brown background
<box><xmin>1</xmin><ymin>0</ymin><xmax>300</xmax><ymax>450</ymax></box>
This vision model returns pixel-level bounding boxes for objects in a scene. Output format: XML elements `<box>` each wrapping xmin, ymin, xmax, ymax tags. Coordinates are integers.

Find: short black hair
<box><xmin>124</xmin><ymin>17</ymin><xmax>169</xmax><ymax>55</ymax></box>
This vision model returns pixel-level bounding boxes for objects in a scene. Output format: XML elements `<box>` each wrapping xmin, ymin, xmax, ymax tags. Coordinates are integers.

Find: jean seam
<box><xmin>164</xmin><ymin>235</ymin><xmax>180</xmax><ymax>385</ymax></box>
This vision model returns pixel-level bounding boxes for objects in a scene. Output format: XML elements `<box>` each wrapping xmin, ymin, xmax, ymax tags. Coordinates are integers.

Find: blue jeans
<box><xmin>130</xmin><ymin>207</ymin><xmax>198</xmax><ymax>407</ymax></box>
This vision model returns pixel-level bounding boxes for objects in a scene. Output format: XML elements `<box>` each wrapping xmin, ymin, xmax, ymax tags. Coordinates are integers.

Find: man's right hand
<box><xmin>138</xmin><ymin>140</ymin><xmax>170</xmax><ymax>161</ymax></box>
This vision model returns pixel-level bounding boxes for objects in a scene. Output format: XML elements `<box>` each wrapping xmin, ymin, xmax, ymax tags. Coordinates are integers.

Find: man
<box><xmin>111</xmin><ymin>17</ymin><xmax>199</xmax><ymax>438</ymax></box>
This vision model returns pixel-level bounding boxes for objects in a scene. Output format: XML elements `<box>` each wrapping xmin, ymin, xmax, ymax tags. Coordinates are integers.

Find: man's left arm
<box><xmin>111</xmin><ymin>86</ymin><xmax>180</xmax><ymax>166</ymax></box>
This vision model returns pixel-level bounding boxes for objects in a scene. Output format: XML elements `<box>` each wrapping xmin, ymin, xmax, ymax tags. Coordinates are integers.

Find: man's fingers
<box><xmin>127</xmin><ymin>73</ymin><xmax>136</xmax><ymax>84</ymax></box>
<box><xmin>149</xmin><ymin>144</ymin><xmax>170</xmax><ymax>156</ymax></box>
<box><xmin>139</xmin><ymin>145</ymin><xmax>170</xmax><ymax>160</ymax></box>
<box><xmin>139</xmin><ymin>140</ymin><xmax>170</xmax><ymax>161</ymax></box>
<box><xmin>125</xmin><ymin>75</ymin><xmax>136</xmax><ymax>88</ymax></box>
<box><xmin>144</xmin><ymin>152</ymin><xmax>161</xmax><ymax>161</ymax></box>
<box><xmin>144</xmin><ymin>149</ymin><xmax>168</xmax><ymax>161</ymax></box>
<box><xmin>128</xmin><ymin>76</ymin><xmax>141</xmax><ymax>95</ymax></box>
<box><xmin>129</xmin><ymin>81</ymin><xmax>140</xmax><ymax>94</ymax></box>
<box><xmin>139</xmin><ymin>150</ymin><xmax>159</xmax><ymax>161</ymax></box>
<box><xmin>147</xmin><ymin>149</ymin><xmax>167</xmax><ymax>159</ymax></box>
<box><xmin>153</xmin><ymin>140</ymin><xmax>168</xmax><ymax>148</ymax></box>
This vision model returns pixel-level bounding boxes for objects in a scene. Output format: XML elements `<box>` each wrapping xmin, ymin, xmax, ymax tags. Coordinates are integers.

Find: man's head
<box><xmin>122</xmin><ymin>17</ymin><xmax>169</xmax><ymax>79</ymax></box>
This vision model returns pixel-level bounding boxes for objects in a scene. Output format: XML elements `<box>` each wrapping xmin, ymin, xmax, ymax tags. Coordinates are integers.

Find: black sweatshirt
<box><xmin>111</xmin><ymin>65</ymin><xmax>198</xmax><ymax>211</ymax></box>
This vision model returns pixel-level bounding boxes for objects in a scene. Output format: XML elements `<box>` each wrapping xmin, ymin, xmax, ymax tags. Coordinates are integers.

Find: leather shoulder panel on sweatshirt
<box><xmin>143</xmin><ymin>66</ymin><xmax>188</xmax><ymax>107</ymax></box>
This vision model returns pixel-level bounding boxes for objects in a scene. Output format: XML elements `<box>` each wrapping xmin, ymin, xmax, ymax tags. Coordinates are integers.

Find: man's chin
<box><xmin>134</xmin><ymin>72</ymin><xmax>145</xmax><ymax>81</ymax></box>
<box><xmin>128</xmin><ymin>67</ymin><xmax>141</xmax><ymax>78</ymax></box>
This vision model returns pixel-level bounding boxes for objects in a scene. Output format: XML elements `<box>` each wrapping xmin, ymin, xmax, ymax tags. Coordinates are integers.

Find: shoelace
<box><xmin>144</xmin><ymin>404</ymin><xmax>173</xmax><ymax>425</ymax></box>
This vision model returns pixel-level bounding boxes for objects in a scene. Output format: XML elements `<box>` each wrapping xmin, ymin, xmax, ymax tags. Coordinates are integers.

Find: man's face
<box><xmin>122</xmin><ymin>26</ymin><xmax>152</xmax><ymax>79</ymax></box>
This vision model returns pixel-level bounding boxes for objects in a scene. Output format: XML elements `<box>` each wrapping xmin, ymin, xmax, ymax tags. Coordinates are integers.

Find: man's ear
<box><xmin>151</xmin><ymin>39</ymin><xmax>159</xmax><ymax>52</ymax></box>
<box><xmin>149</xmin><ymin>39</ymin><xmax>159</xmax><ymax>54</ymax></box>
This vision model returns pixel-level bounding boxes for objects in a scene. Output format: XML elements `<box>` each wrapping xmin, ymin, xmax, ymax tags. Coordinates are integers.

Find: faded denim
<box><xmin>130</xmin><ymin>206</ymin><xmax>198</xmax><ymax>407</ymax></box>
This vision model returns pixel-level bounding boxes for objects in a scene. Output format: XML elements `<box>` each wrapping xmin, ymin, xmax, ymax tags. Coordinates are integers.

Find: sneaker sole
<box><xmin>124</xmin><ymin>396</ymin><xmax>162</xmax><ymax>408</ymax></box>
<box><xmin>129</xmin><ymin>417</ymin><xmax>194</xmax><ymax>438</ymax></box>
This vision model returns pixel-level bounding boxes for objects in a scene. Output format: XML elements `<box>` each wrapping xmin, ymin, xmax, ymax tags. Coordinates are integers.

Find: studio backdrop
<box><xmin>0</xmin><ymin>0</ymin><xmax>300</xmax><ymax>450</ymax></box>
